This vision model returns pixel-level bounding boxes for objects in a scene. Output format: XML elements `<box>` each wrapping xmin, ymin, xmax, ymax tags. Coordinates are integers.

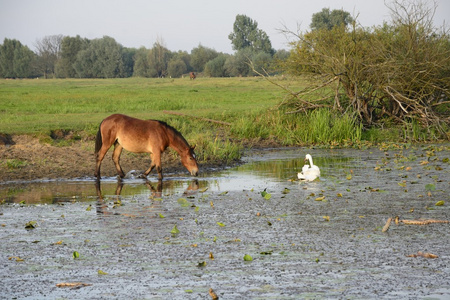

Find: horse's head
<box><xmin>181</xmin><ymin>145</ymin><xmax>199</xmax><ymax>176</ymax></box>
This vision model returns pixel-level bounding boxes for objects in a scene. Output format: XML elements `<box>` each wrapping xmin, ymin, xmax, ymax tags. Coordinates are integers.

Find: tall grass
<box><xmin>231</xmin><ymin>108</ymin><xmax>362</xmax><ymax>146</ymax></box>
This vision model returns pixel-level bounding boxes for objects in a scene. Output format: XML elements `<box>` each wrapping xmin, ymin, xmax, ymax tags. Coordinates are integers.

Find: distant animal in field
<box><xmin>94</xmin><ymin>114</ymin><xmax>199</xmax><ymax>180</ymax></box>
<box><xmin>189</xmin><ymin>72</ymin><xmax>196</xmax><ymax>80</ymax></box>
<box><xmin>298</xmin><ymin>154</ymin><xmax>320</xmax><ymax>181</ymax></box>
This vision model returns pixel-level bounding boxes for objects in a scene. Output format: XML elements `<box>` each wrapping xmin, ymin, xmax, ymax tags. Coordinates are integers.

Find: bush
<box><xmin>281</xmin><ymin>0</ymin><xmax>450</xmax><ymax>139</ymax></box>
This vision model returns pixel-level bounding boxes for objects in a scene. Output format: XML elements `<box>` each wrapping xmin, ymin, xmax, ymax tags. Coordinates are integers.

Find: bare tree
<box><xmin>35</xmin><ymin>35</ymin><xmax>63</xmax><ymax>78</ymax></box>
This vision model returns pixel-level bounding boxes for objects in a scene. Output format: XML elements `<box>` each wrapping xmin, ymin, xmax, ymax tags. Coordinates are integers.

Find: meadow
<box><xmin>0</xmin><ymin>77</ymin><xmax>385</xmax><ymax>163</ymax></box>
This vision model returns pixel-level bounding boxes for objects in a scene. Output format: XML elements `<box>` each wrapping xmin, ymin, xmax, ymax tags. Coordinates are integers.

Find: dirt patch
<box><xmin>0</xmin><ymin>135</ymin><xmax>226</xmax><ymax>182</ymax></box>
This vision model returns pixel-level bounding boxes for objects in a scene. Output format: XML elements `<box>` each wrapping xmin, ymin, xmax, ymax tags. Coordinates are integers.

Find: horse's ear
<box><xmin>191</xmin><ymin>145</ymin><xmax>196</xmax><ymax>150</ymax></box>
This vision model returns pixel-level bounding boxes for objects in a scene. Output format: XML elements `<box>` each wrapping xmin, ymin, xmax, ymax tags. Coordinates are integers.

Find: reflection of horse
<box><xmin>95</xmin><ymin>180</ymin><xmax>163</xmax><ymax>215</ymax></box>
<box><xmin>189</xmin><ymin>72</ymin><xmax>196</xmax><ymax>80</ymax></box>
<box><xmin>94</xmin><ymin>114</ymin><xmax>199</xmax><ymax>180</ymax></box>
<box><xmin>95</xmin><ymin>179</ymin><xmax>200</xmax><ymax>215</ymax></box>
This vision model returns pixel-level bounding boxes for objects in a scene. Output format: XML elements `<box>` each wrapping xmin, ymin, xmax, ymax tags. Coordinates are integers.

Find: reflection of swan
<box><xmin>298</xmin><ymin>154</ymin><xmax>320</xmax><ymax>181</ymax></box>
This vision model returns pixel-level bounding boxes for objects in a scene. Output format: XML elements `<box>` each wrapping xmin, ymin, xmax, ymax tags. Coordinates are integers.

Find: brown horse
<box><xmin>189</xmin><ymin>72</ymin><xmax>196</xmax><ymax>80</ymax></box>
<box><xmin>94</xmin><ymin>114</ymin><xmax>199</xmax><ymax>180</ymax></box>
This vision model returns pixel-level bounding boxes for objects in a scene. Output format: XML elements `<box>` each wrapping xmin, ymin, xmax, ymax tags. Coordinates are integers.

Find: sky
<box><xmin>1</xmin><ymin>0</ymin><xmax>448</xmax><ymax>54</ymax></box>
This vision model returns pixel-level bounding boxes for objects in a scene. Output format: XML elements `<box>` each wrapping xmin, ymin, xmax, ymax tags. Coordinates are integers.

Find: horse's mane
<box><xmin>155</xmin><ymin>120</ymin><xmax>189</xmax><ymax>146</ymax></box>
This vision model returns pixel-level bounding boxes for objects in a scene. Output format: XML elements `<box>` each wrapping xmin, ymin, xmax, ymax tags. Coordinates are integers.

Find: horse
<box><xmin>94</xmin><ymin>114</ymin><xmax>199</xmax><ymax>180</ymax></box>
<box><xmin>189</xmin><ymin>72</ymin><xmax>196</xmax><ymax>80</ymax></box>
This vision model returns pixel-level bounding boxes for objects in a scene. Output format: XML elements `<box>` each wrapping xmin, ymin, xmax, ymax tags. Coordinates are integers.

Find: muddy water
<box><xmin>1</xmin><ymin>147</ymin><xmax>449</xmax><ymax>299</ymax></box>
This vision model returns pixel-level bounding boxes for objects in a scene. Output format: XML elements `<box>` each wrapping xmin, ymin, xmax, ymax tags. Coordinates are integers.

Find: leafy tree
<box><xmin>252</xmin><ymin>51</ymin><xmax>273</xmax><ymax>75</ymax></box>
<box><xmin>224</xmin><ymin>48</ymin><xmax>253</xmax><ymax>77</ymax></box>
<box><xmin>133</xmin><ymin>47</ymin><xmax>150</xmax><ymax>77</ymax></box>
<box><xmin>204</xmin><ymin>54</ymin><xmax>228</xmax><ymax>77</ymax></box>
<box><xmin>147</xmin><ymin>40</ymin><xmax>172</xmax><ymax>78</ymax></box>
<box><xmin>56</xmin><ymin>35</ymin><xmax>89</xmax><ymax>78</ymax></box>
<box><xmin>281</xmin><ymin>0</ymin><xmax>449</xmax><ymax>139</ymax></box>
<box><xmin>167</xmin><ymin>58</ymin><xmax>187</xmax><ymax>78</ymax></box>
<box><xmin>0</xmin><ymin>38</ymin><xmax>35</xmax><ymax>78</ymax></box>
<box><xmin>310</xmin><ymin>8</ymin><xmax>353</xmax><ymax>31</ymax></box>
<box><xmin>35</xmin><ymin>35</ymin><xmax>63</xmax><ymax>78</ymax></box>
<box><xmin>190</xmin><ymin>44</ymin><xmax>218</xmax><ymax>72</ymax></box>
<box><xmin>229</xmin><ymin>15</ymin><xmax>274</xmax><ymax>54</ymax></box>
<box><xmin>122</xmin><ymin>47</ymin><xmax>136</xmax><ymax>77</ymax></box>
<box><xmin>73</xmin><ymin>36</ymin><xmax>124</xmax><ymax>78</ymax></box>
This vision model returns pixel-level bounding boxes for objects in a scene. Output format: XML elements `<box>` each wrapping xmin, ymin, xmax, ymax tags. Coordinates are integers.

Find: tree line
<box><xmin>0</xmin><ymin>15</ymin><xmax>289</xmax><ymax>79</ymax></box>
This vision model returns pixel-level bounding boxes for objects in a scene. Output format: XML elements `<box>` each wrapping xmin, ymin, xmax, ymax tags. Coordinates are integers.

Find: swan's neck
<box><xmin>308</xmin><ymin>157</ymin><xmax>314</xmax><ymax>167</ymax></box>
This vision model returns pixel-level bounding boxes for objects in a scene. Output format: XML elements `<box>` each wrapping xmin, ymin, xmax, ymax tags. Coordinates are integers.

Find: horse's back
<box><xmin>101</xmin><ymin>114</ymin><xmax>168</xmax><ymax>153</ymax></box>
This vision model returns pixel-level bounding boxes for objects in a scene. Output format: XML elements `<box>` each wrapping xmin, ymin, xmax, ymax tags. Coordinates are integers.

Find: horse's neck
<box><xmin>167</xmin><ymin>130</ymin><xmax>189</xmax><ymax>154</ymax></box>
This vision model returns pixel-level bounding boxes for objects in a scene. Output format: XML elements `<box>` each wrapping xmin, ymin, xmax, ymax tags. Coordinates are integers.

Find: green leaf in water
<box><xmin>243</xmin><ymin>254</ymin><xmax>253</xmax><ymax>261</ymax></box>
<box><xmin>217</xmin><ymin>222</ymin><xmax>226</xmax><ymax>227</ymax></box>
<box><xmin>171</xmin><ymin>225</ymin><xmax>180</xmax><ymax>234</ymax></box>
<box><xmin>435</xmin><ymin>201</ymin><xmax>445</xmax><ymax>206</ymax></box>
<box><xmin>425</xmin><ymin>184</ymin><xmax>436</xmax><ymax>191</ymax></box>
<box><xmin>159</xmin><ymin>213</ymin><xmax>165</xmax><ymax>218</ymax></box>
<box><xmin>86</xmin><ymin>205</ymin><xmax>92</xmax><ymax>211</ymax></box>
<box><xmin>282</xmin><ymin>188</ymin><xmax>290</xmax><ymax>194</ymax></box>
<box><xmin>98</xmin><ymin>269</ymin><xmax>108</xmax><ymax>275</ymax></box>
<box><xmin>25</xmin><ymin>221</ymin><xmax>37</xmax><ymax>229</ymax></box>
<box><xmin>73</xmin><ymin>251</ymin><xmax>80</xmax><ymax>259</ymax></box>
<box><xmin>197</xmin><ymin>261</ymin><xmax>207</xmax><ymax>268</ymax></box>
<box><xmin>177</xmin><ymin>198</ymin><xmax>190</xmax><ymax>207</ymax></box>
<box><xmin>261</xmin><ymin>189</ymin><xmax>272</xmax><ymax>200</ymax></box>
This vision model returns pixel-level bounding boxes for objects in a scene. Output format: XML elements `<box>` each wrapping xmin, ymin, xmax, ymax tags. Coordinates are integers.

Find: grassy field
<box><xmin>1</xmin><ymin>77</ymin><xmax>300</xmax><ymax>162</ymax></box>
<box><xmin>1</xmin><ymin>77</ymin><xmax>421</xmax><ymax>163</ymax></box>
<box><xmin>0</xmin><ymin>77</ymin><xmax>287</xmax><ymax>134</ymax></box>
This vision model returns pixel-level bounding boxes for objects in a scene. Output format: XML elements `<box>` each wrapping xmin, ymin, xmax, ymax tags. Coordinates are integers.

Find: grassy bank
<box><xmin>0</xmin><ymin>77</ymin><xmax>438</xmax><ymax>164</ymax></box>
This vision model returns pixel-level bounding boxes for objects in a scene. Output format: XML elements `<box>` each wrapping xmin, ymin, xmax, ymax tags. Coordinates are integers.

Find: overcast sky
<box><xmin>1</xmin><ymin>0</ymin><xmax>448</xmax><ymax>54</ymax></box>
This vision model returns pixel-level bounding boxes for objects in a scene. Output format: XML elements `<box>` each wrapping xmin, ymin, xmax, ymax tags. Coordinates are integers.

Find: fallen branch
<box><xmin>56</xmin><ymin>282</ymin><xmax>92</xmax><ymax>288</ymax></box>
<box><xmin>407</xmin><ymin>251</ymin><xmax>438</xmax><ymax>259</ymax></box>
<box><xmin>163</xmin><ymin>110</ymin><xmax>231</xmax><ymax>126</ymax></box>
<box><xmin>401</xmin><ymin>219</ymin><xmax>449</xmax><ymax>225</ymax></box>
<box><xmin>382</xmin><ymin>217</ymin><xmax>392</xmax><ymax>232</ymax></box>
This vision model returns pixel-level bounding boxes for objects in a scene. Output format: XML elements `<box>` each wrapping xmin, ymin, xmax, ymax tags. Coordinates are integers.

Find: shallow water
<box><xmin>1</xmin><ymin>147</ymin><xmax>449</xmax><ymax>299</ymax></box>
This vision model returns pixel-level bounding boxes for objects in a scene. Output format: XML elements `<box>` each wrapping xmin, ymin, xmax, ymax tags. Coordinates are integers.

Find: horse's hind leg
<box><xmin>95</xmin><ymin>147</ymin><xmax>109</xmax><ymax>179</ymax></box>
<box><xmin>112</xmin><ymin>142</ymin><xmax>125</xmax><ymax>178</ymax></box>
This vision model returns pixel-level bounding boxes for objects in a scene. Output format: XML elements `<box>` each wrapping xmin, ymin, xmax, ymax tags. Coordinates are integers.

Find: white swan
<box><xmin>298</xmin><ymin>154</ymin><xmax>320</xmax><ymax>181</ymax></box>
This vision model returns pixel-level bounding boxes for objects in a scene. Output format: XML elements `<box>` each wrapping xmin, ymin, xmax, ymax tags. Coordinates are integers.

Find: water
<box><xmin>0</xmin><ymin>148</ymin><xmax>357</xmax><ymax>204</ymax></box>
<box><xmin>1</xmin><ymin>147</ymin><xmax>449</xmax><ymax>299</ymax></box>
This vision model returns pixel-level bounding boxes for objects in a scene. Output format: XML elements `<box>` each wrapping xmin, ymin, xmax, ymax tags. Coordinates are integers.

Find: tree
<box><xmin>204</xmin><ymin>54</ymin><xmax>228</xmax><ymax>77</ymax></box>
<box><xmin>0</xmin><ymin>38</ymin><xmax>35</xmax><ymax>78</ymax></box>
<box><xmin>229</xmin><ymin>15</ymin><xmax>274</xmax><ymax>54</ymax></box>
<box><xmin>56</xmin><ymin>35</ymin><xmax>89</xmax><ymax>78</ymax></box>
<box><xmin>35</xmin><ymin>35</ymin><xmax>63</xmax><ymax>78</ymax></box>
<box><xmin>148</xmin><ymin>39</ymin><xmax>172</xmax><ymax>78</ymax></box>
<box><xmin>280</xmin><ymin>0</ymin><xmax>450</xmax><ymax>139</ymax></box>
<box><xmin>133</xmin><ymin>47</ymin><xmax>150</xmax><ymax>77</ymax></box>
<box><xmin>167</xmin><ymin>58</ymin><xmax>187</xmax><ymax>78</ymax></box>
<box><xmin>224</xmin><ymin>48</ymin><xmax>253</xmax><ymax>77</ymax></box>
<box><xmin>190</xmin><ymin>44</ymin><xmax>218</xmax><ymax>72</ymax></box>
<box><xmin>73</xmin><ymin>36</ymin><xmax>124</xmax><ymax>78</ymax></box>
<box><xmin>310</xmin><ymin>8</ymin><xmax>354</xmax><ymax>31</ymax></box>
<box><xmin>122</xmin><ymin>47</ymin><xmax>136</xmax><ymax>77</ymax></box>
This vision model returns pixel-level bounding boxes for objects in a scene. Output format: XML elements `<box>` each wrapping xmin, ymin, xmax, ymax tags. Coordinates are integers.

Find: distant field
<box><xmin>0</xmin><ymin>77</ymin><xmax>295</xmax><ymax>135</ymax></box>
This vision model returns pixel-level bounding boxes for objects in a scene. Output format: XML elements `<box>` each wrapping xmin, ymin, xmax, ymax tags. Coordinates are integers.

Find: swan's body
<box><xmin>298</xmin><ymin>154</ymin><xmax>320</xmax><ymax>181</ymax></box>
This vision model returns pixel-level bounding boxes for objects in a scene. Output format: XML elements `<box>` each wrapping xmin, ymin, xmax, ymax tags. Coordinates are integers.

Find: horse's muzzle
<box><xmin>191</xmin><ymin>169</ymin><xmax>199</xmax><ymax>176</ymax></box>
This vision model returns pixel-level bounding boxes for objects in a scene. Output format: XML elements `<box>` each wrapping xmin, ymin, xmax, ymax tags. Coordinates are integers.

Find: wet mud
<box><xmin>1</xmin><ymin>146</ymin><xmax>449</xmax><ymax>299</ymax></box>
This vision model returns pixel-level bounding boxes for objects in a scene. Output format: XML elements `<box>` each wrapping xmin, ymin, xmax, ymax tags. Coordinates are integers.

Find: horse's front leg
<box><xmin>112</xmin><ymin>142</ymin><xmax>125</xmax><ymax>178</ymax></box>
<box><xmin>144</xmin><ymin>152</ymin><xmax>163</xmax><ymax>180</ymax></box>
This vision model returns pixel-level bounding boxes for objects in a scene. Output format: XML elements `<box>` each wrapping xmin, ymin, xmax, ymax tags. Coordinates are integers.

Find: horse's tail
<box><xmin>95</xmin><ymin>123</ymin><xmax>103</xmax><ymax>155</ymax></box>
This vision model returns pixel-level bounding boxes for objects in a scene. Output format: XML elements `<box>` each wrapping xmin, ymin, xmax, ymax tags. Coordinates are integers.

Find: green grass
<box><xmin>1</xmin><ymin>77</ymin><xmax>420</xmax><ymax>163</ymax></box>
<box><xmin>0</xmin><ymin>77</ymin><xmax>287</xmax><ymax>134</ymax></box>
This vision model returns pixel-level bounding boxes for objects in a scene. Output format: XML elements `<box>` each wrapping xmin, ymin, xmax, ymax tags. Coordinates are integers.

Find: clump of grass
<box><xmin>5</xmin><ymin>159</ymin><xmax>28</xmax><ymax>169</ymax></box>
<box><xmin>231</xmin><ymin>108</ymin><xmax>362</xmax><ymax>146</ymax></box>
<box><xmin>192</xmin><ymin>134</ymin><xmax>242</xmax><ymax>164</ymax></box>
